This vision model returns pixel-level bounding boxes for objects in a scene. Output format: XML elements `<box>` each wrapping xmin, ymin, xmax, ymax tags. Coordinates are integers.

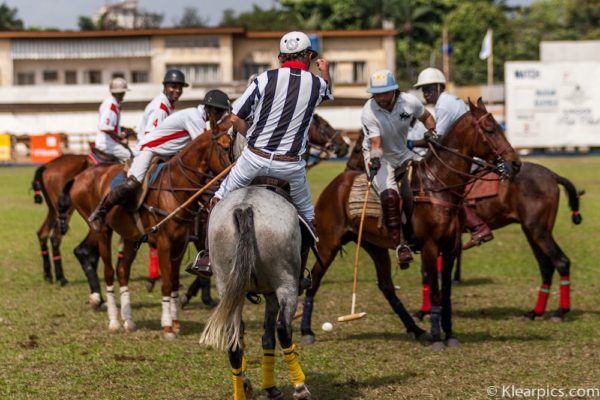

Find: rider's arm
<box><xmin>410</xmin><ymin>109</ymin><xmax>436</xmax><ymax>149</ymax></box>
<box><xmin>231</xmin><ymin>114</ymin><xmax>249</xmax><ymax>137</ymax></box>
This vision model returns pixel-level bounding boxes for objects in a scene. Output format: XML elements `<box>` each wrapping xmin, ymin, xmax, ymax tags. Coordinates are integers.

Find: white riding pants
<box><xmin>127</xmin><ymin>150</ymin><xmax>155</xmax><ymax>182</ymax></box>
<box><xmin>95</xmin><ymin>133</ymin><xmax>131</xmax><ymax>162</ymax></box>
<box><xmin>214</xmin><ymin>147</ymin><xmax>314</xmax><ymax>220</ymax></box>
<box><xmin>364</xmin><ymin>155</ymin><xmax>400</xmax><ymax>196</ymax></box>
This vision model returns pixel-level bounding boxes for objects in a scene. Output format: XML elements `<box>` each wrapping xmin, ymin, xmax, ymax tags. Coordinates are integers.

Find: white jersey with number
<box><xmin>137</xmin><ymin>92</ymin><xmax>174</xmax><ymax>142</ymax></box>
<box><xmin>435</xmin><ymin>91</ymin><xmax>468</xmax><ymax>137</ymax></box>
<box><xmin>94</xmin><ymin>96</ymin><xmax>130</xmax><ymax>161</ymax></box>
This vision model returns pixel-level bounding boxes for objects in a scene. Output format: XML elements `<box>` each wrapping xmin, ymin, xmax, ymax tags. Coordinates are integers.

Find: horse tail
<box><xmin>57</xmin><ymin>178</ymin><xmax>75</xmax><ymax>235</ymax></box>
<box><xmin>32</xmin><ymin>165</ymin><xmax>46</xmax><ymax>204</ymax></box>
<box><xmin>556</xmin><ymin>174</ymin><xmax>584</xmax><ymax>225</ymax></box>
<box><xmin>200</xmin><ymin>206</ymin><xmax>256</xmax><ymax>351</ymax></box>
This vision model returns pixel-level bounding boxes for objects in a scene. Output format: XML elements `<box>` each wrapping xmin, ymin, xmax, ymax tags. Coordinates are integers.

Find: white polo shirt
<box><xmin>361</xmin><ymin>92</ymin><xmax>425</xmax><ymax>167</ymax></box>
<box><xmin>435</xmin><ymin>91</ymin><xmax>468</xmax><ymax>137</ymax></box>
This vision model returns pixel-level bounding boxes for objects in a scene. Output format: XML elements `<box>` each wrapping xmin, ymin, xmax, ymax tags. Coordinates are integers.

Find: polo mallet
<box><xmin>135</xmin><ymin>162</ymin><xmax>235</xmax><ymax>249</ymax></box>
<box><xmin>338</xmin><ymin>175</ymin><xmax>372</xmax><ymax>322</ymax></box>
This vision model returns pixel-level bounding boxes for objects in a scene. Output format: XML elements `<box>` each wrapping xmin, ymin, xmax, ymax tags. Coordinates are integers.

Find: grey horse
<box><xmin>200</xmin><ymin>185</ymin><xmax>311</xmax><ymax>400</ymax></box>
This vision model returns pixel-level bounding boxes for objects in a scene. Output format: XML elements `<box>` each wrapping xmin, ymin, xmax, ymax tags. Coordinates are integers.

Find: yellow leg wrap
<box><xmin>231</xmin><ymin>367</ymin><xmax>246</xmax><ymax>400</ymax></box>
<box><xmin>282</xmin><ymin>344</ymin><xmax>305</xmax><ymax>386</ymax></box>
<box><xmin>261</xmin><ymin>349</ymin><xmax>276</xmax><ymax>390</ymax></box>
<box><xmin>241</xmin><ymin>353</ymin><xmax>247</xmax><ymax>373</ymax></box>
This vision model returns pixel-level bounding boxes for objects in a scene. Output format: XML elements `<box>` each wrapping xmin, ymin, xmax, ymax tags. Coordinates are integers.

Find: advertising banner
<box><xmin>30</xmin><ymin>133</ymin><xmax>62</xmax><ymax>163</ymax></box>
<box><xmin>0</xmin><ymin>134</ymin><xmax>10</xmax><ymax>161</ymax></box>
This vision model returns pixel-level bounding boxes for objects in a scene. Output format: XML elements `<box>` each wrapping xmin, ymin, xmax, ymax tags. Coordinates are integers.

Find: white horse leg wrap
<box><xmin>89</xmin><ymin>292</ymin><xmax>101</xmax><ymax>306</ymax></box>
<box><xmin>161</xmin><ymin>296</ymin><xmax>172</xmax><ymax>327</ymax></box>
<box><xmin>170</xmin><ymin>291</ymin><xmax>180</xmax><ymax>321</ymax></box>
<box><xmin>120</xmin><ymin>286</ymin><xmax>132</xmax><ymax>322</ymax></box>
<box><xmin>106</xmin><ymin>285</ymin><xmax>120</xmax><ymax>330</ymax></box>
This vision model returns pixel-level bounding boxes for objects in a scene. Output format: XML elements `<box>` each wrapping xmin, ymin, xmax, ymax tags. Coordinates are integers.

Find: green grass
<box><xmin>0</xmin><ymin>157</ymin><xmax>599</xmax><ymax>399</ymax></box>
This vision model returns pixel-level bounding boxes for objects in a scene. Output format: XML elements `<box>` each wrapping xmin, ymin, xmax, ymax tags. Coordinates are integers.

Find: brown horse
<box><xmin>346</xmin><ymin>124</ymin><xmax>583</xmax><ymax>321</ymax></box>
<box><xmin>300</xmin><ymin>98</ymin><xmax>521</xmax><ymax>349</ymax></box>
<box><xmin>32</xmin><ymin>154</ymin><xmax>95</xmax><ymax>286</ymax></box>
<box><xmin>59</xmin><ymin>125</ymin><xmax>231</xmax><ymax>338</ymax></box>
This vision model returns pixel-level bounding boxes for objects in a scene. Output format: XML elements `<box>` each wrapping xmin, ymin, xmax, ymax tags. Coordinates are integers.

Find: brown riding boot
<box><xmin>463</xmin><ymin>205</ymin><xmax>493</xmax><ymax>250</ymax></box>
<box><xmin>381</xmin><ymin>189</ymin><xmax>413</xmax><ymax>268</ymax></box>
<box><xmin>88</xmin><ymin>176</ymin><xmax>141</xmax><ymax>231</ymax></box>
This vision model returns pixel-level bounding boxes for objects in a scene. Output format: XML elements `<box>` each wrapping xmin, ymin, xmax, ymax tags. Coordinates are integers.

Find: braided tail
<box><xmin>555</xmin><ymin>174</ymin><xmax>584</xmax><ymax>225</ymax></box>
<box><xmin>32</xmin><ymin>165</ymin><xmax>46</xmax><ymax>204</ymax></box>
<box><xmin>57</xmin><ymin>179</ymin><xmax>75</xmax><ymax>235</ymax></box>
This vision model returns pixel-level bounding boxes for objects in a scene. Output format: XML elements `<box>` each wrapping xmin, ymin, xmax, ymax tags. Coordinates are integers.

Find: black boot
<box><xmin>381</xmin><ymin>189</ymin><xmax>413</xmax><ymax>268</ymax></box>
<box><xmin>88</xmin><ymin>176</ymin><xmax>141</xmax><ymax>231</ymax></box>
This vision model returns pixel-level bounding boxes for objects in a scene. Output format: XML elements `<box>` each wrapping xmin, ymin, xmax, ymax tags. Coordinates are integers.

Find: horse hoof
<box><xmin>446</xmin><ymin>338</ymin><xmax>460</xmax><ymax>348</ymax></box>
<box><xmin>265</xmin><ymin>387</ymin><xmax>284</xmax><ymax>400</ymax></box>
<box><xmin>172</xmin><ymin>320</ymin><xmax>181</xmax><ymax>335</ymax></box>
<box><xmin>88</xmin><ymin>293</ymin><xmax>102</xmax><ymax>310</ymax></box>
<box><xmin>431</xmin><ymin>341</ymin><xmax>445</xmax><ymax>352</ymax></box>
<box><xmin>522</xmin><ymin>311</ymin><xmax>540</xmax><ymax>321</ymax></box>
<box><xmin>163</xmin><ymin>327</ymin><xmax>177</xmax><ymax>341</ymax></box>
<box><xmin>58</xmin><ymin>278</ymin><xmax>70</xmax><ymax>287</ymax></box>
<box><xmin>98</xmin><ymin>301</ymin><xmax>108</xmax><ymax>312</ymax></box>
<box><xmin>202</xmin><ymin>297</ymin><xmax>218</xmax><ymax>308</ymax></box>
<box><xmin>144</xmin><ymin>278</ymin><xmax>156</xmax><ymax>293</ymax></box>
<box><xmin>123</xmin><ymin>319</ymin><xmax>137</xmax><ymax>332</ymax></box>
<box><xmin>415</xmin><ymin>330</ymin><xmax>433</xmax><ymax>344</ymax></box>
<box><xmin>180</xmin><ymin>294</ymin><xmax>190</xmax><ymax>309</ymax></box>
<box><xmin>108</xmin><ymin>320</ymin><xmax>121</xmax><ymax>333</ymax></box>
<box><xmin>243</xmin><ymin>376</ymin><xmax>253</xmax><ymax>399</ymax></box>
<box><xmin>293</xmin><ymin>383</ymin><xmax>311</xmax><ymax>400</ymax></box>
<box><xmin>43</xmin><ymin>275</ymin><xmax>53</xmax><ymax>284</ymax></box>
<box><xmin>301</xmin><ymin>334</ymin><xmax>316</xmax><ymax>345</ymax></box>
<box><xmin>413</xmin><ymin>310</ymin><xmax>429</xmax><ymax>321</ymax></box>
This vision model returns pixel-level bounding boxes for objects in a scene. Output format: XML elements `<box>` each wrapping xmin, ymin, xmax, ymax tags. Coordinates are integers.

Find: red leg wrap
<box><xmin>559</xmin><ymin>277</ymin><xmax>570</xmax><ymax>310</ymax></box>
<box><xmin>436</xmin><ymin>255</ymin><xmax>442</xmax><ymax>273</ymax></box>
<box><xmin>52</xmin><ymin>255</ymin><xmax>61</xmax><ymax>261</ymax></box>
<box><xmin>421</xmin><ymin>284</ymin><xmax>431</xmax><ymax>313</ymax></box>
<box><xmin>533</xmin><ymin>284</ymin><xmax>551</xmax><ymax>315</ymax></box>
<box><xmin>117</xmin><ymin>251</ymin><xmax>124</xmax><ymax>260</ymax></box>
<box><xmin>148</xmin><ymin>248</ymin><xmax>159</xmax><ymax>279</ymax></box>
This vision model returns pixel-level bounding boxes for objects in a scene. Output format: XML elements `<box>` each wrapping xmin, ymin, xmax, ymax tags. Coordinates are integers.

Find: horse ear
<box><xmin>468</xmin><ymin>97</ymin><xmax>477</xmax><ymax>114</ymax></box>
<box><xmin>477</xmin><ymin>97</ymin><xmax>487</xmax><ymax>111</ymax></box>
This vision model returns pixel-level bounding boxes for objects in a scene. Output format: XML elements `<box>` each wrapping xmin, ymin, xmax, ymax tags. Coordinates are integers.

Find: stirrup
<box><xmin>185</xmin><ymin>250</ymin><xmax>212</xmax><ymax>277</ymax></box>
<box><xmin>88</xmin><ymin>208</ymin><xmax>106</xmax><ymax>231</ymax></box>
<box><xmin>395</xmin><ymin>244</ymin><xmax>414</xmax><ymax>268</ymax></box>
<box><xmin>463</xmin><ymin>231</ymin><xmax>494</xmax><ymax>250</ymax></box>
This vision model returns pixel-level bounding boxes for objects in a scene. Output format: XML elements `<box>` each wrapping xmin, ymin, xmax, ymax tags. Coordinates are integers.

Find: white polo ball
<box><xmin>321</xmin><ymin>322</ymin><xmax>333</xmax><ymax>332</ymax></box>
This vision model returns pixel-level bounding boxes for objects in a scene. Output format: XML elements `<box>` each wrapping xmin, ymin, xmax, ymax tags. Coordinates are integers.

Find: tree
<box><xmin>219</xmin><ymin>5</ymin><xmax>301</xmax><ymax>31</ymax></box>
<box><xmin>176</xmin><ymin>7</ymin><xmax>208</xmax><ymax>28</ymax></box>
<box><xmin>0</xmin><ymin>2</ymin><xmax>24</xmax><ymax>30</ymax></box>
<box><xmin>78</xmin><ymin>16</ymin><xmax>98</xmax><ymax>31</ymax></box>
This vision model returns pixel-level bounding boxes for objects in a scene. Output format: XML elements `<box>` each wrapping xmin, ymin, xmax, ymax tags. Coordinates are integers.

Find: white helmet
<box><xmin>109</xmin><ymin>77</ymin><xmax>130</xmax><ymax>94</ymax></box>
<box><xmin>279</xmin><ymin>31</ymin><xmax>318</xmax><ymax>56</ymax></box>
<box><xmin>413</xmin><ymin>67</ymin><xmax>446</xmax><ymax>88</ymax></box>
<box><xmin>367</xmin><ymin>69</ymin><xmax>398</xmax><ymax>94</ymax></box>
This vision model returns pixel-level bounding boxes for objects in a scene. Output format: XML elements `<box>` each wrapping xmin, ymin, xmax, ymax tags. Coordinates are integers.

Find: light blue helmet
<box><xmin>367</xmin><ymin>69</ymin><xmax>398</xmax><ymax>94</ymax></box>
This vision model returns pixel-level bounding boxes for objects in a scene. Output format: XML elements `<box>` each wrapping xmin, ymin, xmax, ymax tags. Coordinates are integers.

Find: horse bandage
<box><xmin>282</xmin><ymin>344</ymin><xmax>305</xmax><ymax>386</ymax></box>
<box><xmin>231</xmin><ymin>367</ymin><xmax>245</xmax><ymax>400</ymax></box>
<box><xmin>533</xmin><ymin>284</ymin><xmax>551</xmax><ymax>315</ymax></box>
<box><xmin>261</xmin><ymin>349</ymin><xmax>276</xmax><ymax>389</ymax></box>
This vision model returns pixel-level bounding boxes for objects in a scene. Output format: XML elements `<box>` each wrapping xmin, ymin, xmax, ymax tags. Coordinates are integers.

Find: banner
<box><xmin>505</xmin><ymin>62</ymin><xmax>600</xmax><ymax>148</ymax></box>
<box><xmin>30</xmin><ymin>133</ymin><xmax>62</xmax><ymax>163</ymax></box>
<box><xmin>0</xmin><ymin>134</ymin><xmax>11</xmax><ymax>161</ymax></box>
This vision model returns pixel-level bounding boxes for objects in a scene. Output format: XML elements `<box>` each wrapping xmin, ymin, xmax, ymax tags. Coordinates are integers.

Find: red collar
<box><xmin>282</xmin><ymin>61</ymin><xmax>309</xmax><ymax>71</ymax></box>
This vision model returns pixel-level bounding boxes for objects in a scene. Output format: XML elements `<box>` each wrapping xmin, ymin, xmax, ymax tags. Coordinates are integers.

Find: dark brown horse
<box><xmin>346</xmin><ymin>125</ymin><xmax>583</xmax><ymax>321</ymax></box>
<box><xmin>300</xmin><ymin>98</ymin><xmax>521</xmax><ymax>349</ymax></box>
<box><xmin>59</xmin><ymin>124</ymin><xmax>232</xmax><ymax>338</ymax></box>
<box><xmin>32</xmin><ymin>154</ymin><xmax>95</xmax><ymax>286</ymax></box>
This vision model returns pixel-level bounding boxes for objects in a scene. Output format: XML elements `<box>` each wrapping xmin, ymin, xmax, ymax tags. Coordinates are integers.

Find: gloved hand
<box><xmin>368</xmin><ymin>157</ymin><xmax>381</xmax><ymax>178</ymax></box>
<box><xmin>424</xmin><ymin>129</ymin><xmax>438</xmax><ymax>141</ymax></box>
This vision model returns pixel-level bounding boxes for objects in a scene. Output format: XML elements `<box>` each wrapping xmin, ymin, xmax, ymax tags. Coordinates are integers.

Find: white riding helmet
<box><xmin>109</xmin><ymin>77</ymin><xmax>130</xmax><ymax>94</ymax></box>
<box><xmin>413</xmin><ymin>67</ymin><xmax>446</xmax><ymax>88</ymax></box>
<box><xmin>279</xmin><ymin>31</ymin><xmax>318</xmax><ymax>57</ymax></box>
<box><xmin>367</xmin><ymin>69</ymin><xmax>398</xmax><ymax>94</ymax></box>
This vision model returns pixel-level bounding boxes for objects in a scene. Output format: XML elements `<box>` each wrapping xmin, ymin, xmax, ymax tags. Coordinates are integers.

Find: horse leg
<box><xmin>522</xmin><ymin>227</ymin><xmax>557</xmax><ymax>320</ymax></box>
<box><xmin>74</xmin><ymin>232</ymin><xmax>104</xmax><ymax>310</ymax></box>
<box><xmin>157</xmin><ymin>240</ymin><xmax>177</xmax><ymax>340</ymax></box>
<box><xmin>262</xmin><ymin>294</ymin><xmax>283</xmax><ymax>399</ymax></box>
<box><xmin>50</xmin><ymin>230</ymin><xmax>69</xmax><ymax>287</ymax></box>
<box><xmin>37</xmin><ymin>216</ymin><xmax>54</xmax><ymax>283</ymax></box>
<box><xmin>553</xmin><ymin>240</ymin><xmax>571</xmax><ymax>321</ymax></box>
<box><xmin>300</xmin><ymin>234</ymin><xmax>343</xmax><ymax>344</ymax></box>
<box><xmin>228</xmin><ymin>338</ymin><xmax>249</xmax><ymax>400</ymax></box>
<box><xmin>99</xmin><ymin>229</ymin><xmax>120</xmax><ymax>332</ymax></box>
<box><xmin>276</xmin><ymin>288</ymin><xmax>310</xmax><ymax>399</ymax></box>
<box><xmin>168</xmin><ymin>241</ymin><xmax>186</xmax><ymax>336</ymax></box>
<box><xmin>117</xmin><ymin>239</ymin><xmax>137</xmax><ymax>332</ymax></box>
<box><xmin>414</xmin><ymin>262</ymin><xmax>432</xmax><ymax>321</ymax></box>
<box><xmin>361</xmin><ymin>241</ymin><xmax>429</xmax><ymax>341</ymax></box>
<box><xmin>441</xmin><ymin>253</ymin><xmax>459</xmax><ymax>347</ymax></box>
<box><xmin>422</xmin><ymin>242</ymin><xmax>444</xmax><ymax>350</ymax></box>
<box><xmin>144</xmin><ymin>244</ymin><xmax>160</xmax><ymax>293</ymax></box>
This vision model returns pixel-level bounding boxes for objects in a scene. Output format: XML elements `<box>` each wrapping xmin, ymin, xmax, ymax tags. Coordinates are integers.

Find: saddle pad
<box><xmin>110</xmin><ymin>171</ymin><xmax>127</xmax><ymax>190</ymax></box>
<box><xmin>465</xmin><ymin>172</ymin><xmax>500</xmax><ymax>201</ymax></box>
<box><xmin>347</xmin><ymin>173</ymin><xmax>383</xmax><ymax>221</ymax></box>
<box><xmin>137</xmin><ymin>159</ymin><xmax>167</xmax><ymax>209</ymax></box>
<box><xmin>88</xmin><ymin>149</ymin><xmax>119</xmax><ymax>165</ymax></box>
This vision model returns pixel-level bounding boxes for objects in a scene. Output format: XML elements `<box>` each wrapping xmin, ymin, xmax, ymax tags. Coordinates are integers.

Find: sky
<box><xmin>6</xmin><ymin>0</ymin><xmax>533</xmax><ymax>30</ymax></box>
<box><xmin>4</xmin><ymin>0</ymin><xmax>278</xmax><ymax>30</ymax></box>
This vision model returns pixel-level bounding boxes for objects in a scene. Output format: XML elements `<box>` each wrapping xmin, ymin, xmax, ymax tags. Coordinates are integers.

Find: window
<box><xmin>65</xmin><ymin>70</ymin><xmax>77</xmax><ymax>85</ymax></box>
<box><xmin>112</xmin><ymin>72</ymin><xmax>125</xmax><ymax>79</ymax></box>
<box><xmin>353</xmin><ymin>62</ymin><xmax>367</xmax><ymax>83</ymax></box>
<box><xmin>167</xmin><ymin>64</ymin><xmax>221</xmax><ymax>84</ymax></box>
<box><xmin>131</xmin><ymin>70</ymin><xmax>149</xmax><ymax>83</ymax></box>
<box><xmin>43</xmin><ymin>70</ymin><xmax>58</xmax><ymax>82</ymax></box>
<box><xmin>86</xmin><ymin>70</ymin><xmax>102</xmax><ymax>84</ymax></box>
<box><xmin>242</xmin><ymin>63</ymin><xmax>269</xmax><ymax>80</ymax></box>
<box><xmin>16</xmin><ymin>72</ymin><xmax>35</xmax><ymax>85</ymax></box>
<box><xmin>165</xmin><ymin>36</ymin><xmax>219</xmax><ymax>48</ymax></box>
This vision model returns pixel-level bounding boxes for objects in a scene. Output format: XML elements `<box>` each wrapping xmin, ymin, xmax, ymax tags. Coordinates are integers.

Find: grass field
<box><xmin>1</xmin><ymin>157</ymin><xmax>599</xmax><ymax>400</ymax></box>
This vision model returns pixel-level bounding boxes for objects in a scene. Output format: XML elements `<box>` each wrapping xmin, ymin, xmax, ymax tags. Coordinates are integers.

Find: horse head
<box><xmin>467</xmin><ymin>98</ymin><xmax>521</xmax><ymax>179</ymax></box>
<box><xmin>309</xmin><ymin>114</ymin><xmax>349</xmax><ymax>158</ymax></box>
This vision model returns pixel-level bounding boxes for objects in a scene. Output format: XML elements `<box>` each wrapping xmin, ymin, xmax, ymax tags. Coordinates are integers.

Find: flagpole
<box><xmin>487</xmin><ymin>29</ymin><xmax>493</xmax><ymax>89</ymax></box>
<box><xmin>442</xmin><ymin>26</ymin><xmax>449</xmax><ymax>82</ymax></box>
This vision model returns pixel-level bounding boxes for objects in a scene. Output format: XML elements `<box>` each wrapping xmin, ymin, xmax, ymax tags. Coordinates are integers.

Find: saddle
<box><xmin>464</xmin><ymin>171</ymin><xmax>500</xmax><ymax>205</ymax></box>
<box><xmin>88</xmin><ymin>148</ymin><xmax>121</xmax><ymax>165</ymax></box>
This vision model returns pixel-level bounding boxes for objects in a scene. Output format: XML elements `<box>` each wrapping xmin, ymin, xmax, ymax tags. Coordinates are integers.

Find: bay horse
<box><xmin>200</xmin><ymin>186</ymin><xmax>311</xmax><ymax>400</ymax></box>
<box><xmin>300</xmin><ymin>98</ymin><xmax>521</xmax><ymax>349</ymax></box>
<box><xmin>59</xmin><ymin>123</ymin><xmax>231</xmax><ymax>338</ymax></box>
<box><xmin>346</xmin><ymin>123</ymin><xmax>583</xmax><ymax>321</ymax></box>
<box><xmin>181</xmin><ymin>113</ymin><xmax>349</xmax><ymax>308</ymax></box>
<box><xmin>32</xmin><ymin>154</ymin><xmax>95</xmax><ymax>286</ymax></box>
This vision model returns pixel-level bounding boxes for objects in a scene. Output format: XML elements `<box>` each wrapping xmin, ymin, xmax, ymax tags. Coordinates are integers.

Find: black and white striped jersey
<box><xmin>232</xmin><ymin>66</ymin><xmax>332</xmax><ymax>156</ymax></box>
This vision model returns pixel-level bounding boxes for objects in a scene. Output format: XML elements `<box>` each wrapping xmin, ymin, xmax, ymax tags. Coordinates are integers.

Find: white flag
<box><xmin>479</xmin><ymin>29</ymin><xmax>492</xmax><ymax>60</ymax></box>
